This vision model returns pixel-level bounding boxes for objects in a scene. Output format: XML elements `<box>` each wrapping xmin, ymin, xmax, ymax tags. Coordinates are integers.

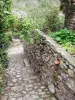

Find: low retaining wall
<box><xmin>24</xmin><ymin>31</ymin><xmax>75</xmax><ymax>100</ymax></box>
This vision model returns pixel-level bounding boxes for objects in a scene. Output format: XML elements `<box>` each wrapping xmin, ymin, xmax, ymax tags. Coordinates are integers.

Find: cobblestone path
<box><xmin>2</xmin><ymin>39</ymin><xmax>51</xmax><ymax>100</ymax></box>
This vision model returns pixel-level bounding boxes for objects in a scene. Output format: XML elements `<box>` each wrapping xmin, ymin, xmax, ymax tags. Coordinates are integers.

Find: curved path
<box><xmin>2</xmin><ymin>39</ymin><xmax>51</xmax><ymax>100</ymax></box>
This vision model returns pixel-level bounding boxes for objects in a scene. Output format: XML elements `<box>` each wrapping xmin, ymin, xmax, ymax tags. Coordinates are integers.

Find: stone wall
<box><xmin>24</xmin><ymin>31</ymin><xmax>75</xmax><ymax>100</ymax></box>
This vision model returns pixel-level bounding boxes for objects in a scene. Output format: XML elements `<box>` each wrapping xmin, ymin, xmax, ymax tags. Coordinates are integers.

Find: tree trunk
<box><xmin>60</xmin><ymin>0</ymin><xmax>75</xmax><ymax>30</ymax></box>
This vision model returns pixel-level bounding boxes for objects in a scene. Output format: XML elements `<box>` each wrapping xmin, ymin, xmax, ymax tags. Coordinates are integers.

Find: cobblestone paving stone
<box><xmin>2</xmin><ymin>39</ymin><xmax>51</xmax><ymax>100</ymax></box>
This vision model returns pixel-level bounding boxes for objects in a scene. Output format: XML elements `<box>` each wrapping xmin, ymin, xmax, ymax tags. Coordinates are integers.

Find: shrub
<box><xmin>16</xmin><ymin>0</ymin><xmax>60</xmax><ymax>30</ymax></box>
<box><xmin>0</xmin><ymin>0</ymin><xmax>12</xmax><ymax>94</ymax></box>
<box><xmin>19</xmin><ymin>18</ymin><xmax>34</xmax><ymax>43</ymax></box>
<box><xmin>13</xmin><ymin>18</ymin><xmax>23</xmax><ymax>31</ymax></box>
<box><xmin>4</xmin><ymin>14</ymin><xmax>18</xmax><ymax>31</ymax></box>
<box><xmin>0</xmin><ymin>63</ymin><xmax>4</xmax><ymax>94</ymax></box>
<box><xmin>0</xmin><ymin>0</ymin><xmax>12</xmax><ymax>67</ymax></box>
<box><xmin>0</xmin><ymin>50</ymin><xmax>8</xmax><ymax>67</ymax></box>
<box><xmin>43</xmin><ymin>7</ymin><xmax>63</xmax><ymax>32</ymax></box>
<box><xmin>0</xmin><ymin>32</ymin><xmax>11</xmax><ymax>68</ymax></box>
<box><xmin>49</xmin><ymin>29</ymin><xmax>75</xmax><ymax>53</ymax></box>
<box><xmin>0</xmin><ymin>33</ymin><xmax>10</xmax><ymax>49</ymax></box>
<box><xmin>12</xmin><ymin>17</ymin><xmax>41</xmax><ymax>44</ymax></box>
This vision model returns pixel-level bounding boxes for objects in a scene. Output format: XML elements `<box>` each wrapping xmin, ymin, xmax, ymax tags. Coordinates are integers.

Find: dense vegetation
<box><xmin>13</xmin><ymin>0</ymin><xmax>64</xmax><ymax>42</ymax></box>
<box><xmin>0</xmin><ymin>0</ymin><xmax>75</xmax><ymax>94</ymax></box>
<box><xmin>13</xmin><ymin>0</ymin><xmax>75</xmax><ymax>52</ymax></box>
<box><xmin>0</xmin><ymin>0</ymin><xmax>12</xmax><ymax>65</ymax></box>
<box><xmin>14</xmin><ymin>0</ymin><xmax>62</xmax><ymax>31</ymax></box>
<box><xmin>49</xmin><ymin>29</ymin><xmax>75</xmax><ymax>53</ymax></box>
<box><xmin>0</xmin><ymin>0</ymin><xmax>12</xmax><ymax>94</ymax></box>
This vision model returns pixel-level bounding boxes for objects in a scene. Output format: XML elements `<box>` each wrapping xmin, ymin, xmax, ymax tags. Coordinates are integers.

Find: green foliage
<box><xmin>49</xmin><ymin>29</ymin><xmax>75</xmax><ymax>53</ymax></box>
<box><xmin>33</xmin><ymin>29</ymin><xmax>41</xmax><ymax>43</ymax></box>
<box><xmin>0</xmin><ymin>0</ymin><xmax>12</xmax><ymax>66</ymax></box>
<box><xmin>19</xmin><ymin>18</ymin><xmax>40</xmax><ymax>44</ymax></box>
<box><xmin>12</xmin><ymin>17</ymin><xmax>33</xmax><ymax>43</ymax></box>
<box><xmin>12</xmin><ymin>17</ymin><xmax>40</xmax><ymax>44</ymax></box>
<box><xmin>13</xmin><ymin>0</ymin><xmax>61</xmax><ymax>42</ymax></box>
<box><xmin>18</xmin><ymin>18</ymin><xmax>33</xmax><ymax>42</ymax></box>
<box><xmin>20</xmin><ymin>18</ymin><xmax>32</xmax><ymax>36</ymax></box>
<box><xmin>15</xmin><ymin>0</ymin><xmax>60</xmax><ymax>30</ymax></box>
<box><xmin>13</xmin><ymin>18</ymin><xmax>23</xmax><ymax>32</ymax></box>
<box><xmin>0</xmin><ymin>50</ymin><xmax>8</xmax><ymax>67</ymax></box>
<box><xmin>43</xmin><ymin>7</ymin><xmax>64</xmax><ymax>32</ymax></box>
<box><xmin>0</xmin><ymin>33</ymin><xmax>10</xmax><ymax>49</ymax></box>
<box><xmin>63</xmin><ymin>42</ymin><xmax>75</xmax><ymax>53</ymax></box>
<box><xmin>0</xmin><ymin>64</ymin><xmax>4</xmax><ymax>94</ymax></box>
<box><xmin>0</xmin><ymin>0</ymin><xmax>12</xmax><ymax>31</ymax></box>
<box><xmin>50</xmin><ymin>29</ymin><xmax>75</xmax><ymax>45</ymax></box>
<box><xmin>0</xmin><ymin>0</ymin><xmax>12</xmax><ymax>94</ymax></box>
<box><xmin>0</xmin><ymin>33</ymin><xmax>10</xmax><ymax>67</ymax></box>
<box><xmin>4</xmin><ymin>15</ymin><xmax>18</xmax><ymax>31</ymax></box>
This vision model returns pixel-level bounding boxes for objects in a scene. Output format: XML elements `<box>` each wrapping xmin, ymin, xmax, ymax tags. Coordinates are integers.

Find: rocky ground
<box><xmin>1</xmin><ymin>39</ymin><xmax>56</xmax><ymax>100</ymax></box>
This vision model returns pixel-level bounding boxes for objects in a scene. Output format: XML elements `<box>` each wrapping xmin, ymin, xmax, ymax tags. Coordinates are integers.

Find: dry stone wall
<box><xmin>24</xmin><ymin>32</ymin><xmax>75</xmax><ymax>100</ymax></box>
